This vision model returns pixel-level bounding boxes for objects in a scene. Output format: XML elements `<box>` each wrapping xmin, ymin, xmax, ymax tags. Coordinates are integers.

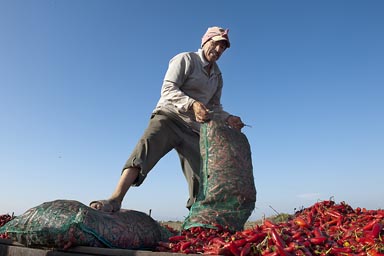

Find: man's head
<box><xmin>201</xmin><ymin>26</ymin><xmax>230</xmax><ymax>63</ymax></box>
<box><xmin>201</xmin><ymin>26</ymin><xmax>230</xmax><ymax>48</ymax></box>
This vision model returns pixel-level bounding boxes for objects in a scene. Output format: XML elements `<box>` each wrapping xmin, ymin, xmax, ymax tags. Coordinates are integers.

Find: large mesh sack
<box><xmin>182</xmin><ymin>119</ymin><xmax>257</xmax><ymax>231</ymax></box>
<box><xmin>0</xmin><ymin>199</ymin><xmax>171</xmax><ymax>250</ymax></box>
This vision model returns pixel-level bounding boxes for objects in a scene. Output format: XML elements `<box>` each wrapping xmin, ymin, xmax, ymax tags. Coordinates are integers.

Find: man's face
<box><xmin>202</xmin><ymin>40</ymin><xmax>227</xmax><ymax>63</ymax></box>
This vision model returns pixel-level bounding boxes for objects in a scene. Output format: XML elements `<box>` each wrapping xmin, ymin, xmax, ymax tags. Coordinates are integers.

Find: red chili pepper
<box><xmin>326</xmin><ymin>209</ymin><xmax>342</xmax><ymax>219</ymax></box>
<box><xmin>233</xmin><ymin>238</ymin><xmax>247</xmax><ymax>248</ymax></box>
<box><xmin>330</xmin><ymin>247</ymin><xmax>352</xmax><ymax>253</ymax></box>
<box><xmin>270</xmin><ymin>228</ymin><xmax>286</xmax><ymax>248</ymax></box>
<box><xmin>322</xmin><ymin>218</ymin><xmax>339</xmax><ymax>228</ymax></box>
<box><xmin>294</xmin><ymin>217</ymin><xmax>309</xmax><ymax>228</ymax></box>
<box><xmin>180</xmin><ymin>241</ymin><xmax>192</xmax><ymax>251</ymax></box>
<box><xmin>264</xmin><ymin>219</ymin><xmax>278</xmax><ymax>228</ymax></box>
<box><xmin>245</xmin><ymin>232</ymin><xmax>267</xmax><ymax>243</ymax></box>
<box><xmin>363</xmin><ymin>219</ymin><xmax>379</xmax><ymax>231</ymax></box>
<box><xmin>291</xmin><ymin>231</ymin><xmax>302</xmax><ymax>240</ymax></box>
<box><xmin>367</xmin><ymin>223</ymin><xmax>382</xmax><ymax>238</ymax></box>
<box><xmin>240</xmin><ymin>242</ymin><xmax>251</xmax><ymax>256</ymax></box>
<box><xmin>313</xmin><ymin>227</ymin><xmax>324</xmax><ymax>237</ymax></box>
<box><xmin>284</xmin><ymin>246</ymin><xmax>295</xmax><ymax>253</ymax></box>
<box><xmin>241</xmin><ymin>228</ymin><xmax>257</xmax><ymax>236</ymax></box>
<box><xmin>306</xmin><ymin>214</ymin><xmax>313</xmax><ymax>225</ymax></box>
<box><xmin>225</xmin><ymin>241</ymin><xmax>241</xmax><ymax>256</ymax></box>
<box><xmin>310</xmin><ymin>236</ymin><xmax>327</xmax><ymax>245</ymax></box>
<box><xmin>168</xmin><ymin>235</ymin><xmax>185</xmax><ymax>242</ymax></box>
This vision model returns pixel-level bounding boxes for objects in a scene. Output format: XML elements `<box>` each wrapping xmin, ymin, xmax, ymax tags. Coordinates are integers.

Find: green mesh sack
<box><xmin>182</xmin><ymin>119</ymin><xmax>257</xmax><ymax>231</ymax></box>
<box><xmin>0</xmin><ymin>200</ymin><xmax>171</xmax><ymax>250</ymax></box>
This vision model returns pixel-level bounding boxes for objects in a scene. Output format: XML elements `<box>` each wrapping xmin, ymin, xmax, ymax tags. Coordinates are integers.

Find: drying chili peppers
<box><xmin>157</xmin><ymin>200</ymin><xmax>384</xmax><ymax>255</ymax></box>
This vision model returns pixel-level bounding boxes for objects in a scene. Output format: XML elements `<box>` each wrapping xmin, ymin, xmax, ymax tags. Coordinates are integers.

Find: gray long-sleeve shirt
<box><xmin>153</xmin><ymin>49</ymin><xmax>230</xmax><ymax>133</ymax></box>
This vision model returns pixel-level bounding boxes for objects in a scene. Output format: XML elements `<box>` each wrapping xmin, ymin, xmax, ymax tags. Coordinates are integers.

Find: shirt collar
<box><xmin>197</xmin><ymin>48</ymin><xmax>221</xmax><ymax>74</ymax></box>
<box><xmin>197</xmin><ymin>49</ymin><xmax>210</xmax><ymax>68</ymax></box>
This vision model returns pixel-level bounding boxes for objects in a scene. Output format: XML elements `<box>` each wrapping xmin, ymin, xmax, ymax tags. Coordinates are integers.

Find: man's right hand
<box><xmin>192</xmin><ymin>101</ymin><xmax>211</xmax><ymax>123</ymax></box>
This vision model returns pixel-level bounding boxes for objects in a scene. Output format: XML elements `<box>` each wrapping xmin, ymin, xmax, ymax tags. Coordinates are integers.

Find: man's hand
<box><xmin>226</xmin><ymin>115</ymin><xmax>244</xmax><ymax>131</ymax></box>
<box><xmin>192</xmin><ymin>101</ymin><xmax>211</xmax><ymax>123</ymax></box>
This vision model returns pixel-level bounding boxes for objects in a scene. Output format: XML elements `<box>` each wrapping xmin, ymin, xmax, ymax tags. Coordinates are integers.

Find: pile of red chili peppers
<box><xmin>157</xmin><ymin>200</ymin><xmax>384</xmax><ymax>255</ymax></box>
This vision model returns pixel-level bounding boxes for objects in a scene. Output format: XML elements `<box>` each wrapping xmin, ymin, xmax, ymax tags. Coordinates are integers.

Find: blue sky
<box><xmin>1</xmin><ymin>0</ymin><xmax>383</xmax><ymax>221</ymax></box>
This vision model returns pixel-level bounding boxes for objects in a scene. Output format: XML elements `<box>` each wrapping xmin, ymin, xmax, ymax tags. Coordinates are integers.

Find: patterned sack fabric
<box><xmin>183</xmin><ymin>119</ymin><xmax>257</xmax><ymax>231</ymax></box>
<box><xmin>0</xmin><ymin>199</ymin><xmax>171</xmax><ymax>250</ymax></box>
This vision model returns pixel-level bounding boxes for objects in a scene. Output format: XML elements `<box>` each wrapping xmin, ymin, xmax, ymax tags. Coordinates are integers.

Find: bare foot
<box><xmin>89</xmin><ymin>199</ymin><xmax>121</xmax><ymax>212</ymax></box>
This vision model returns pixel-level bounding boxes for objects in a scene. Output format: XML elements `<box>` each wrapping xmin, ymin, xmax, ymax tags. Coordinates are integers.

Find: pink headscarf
<box><xmin>201</xmin><ymin>26</ymin><xmax>230</xmax><ymax>48</ymax></box>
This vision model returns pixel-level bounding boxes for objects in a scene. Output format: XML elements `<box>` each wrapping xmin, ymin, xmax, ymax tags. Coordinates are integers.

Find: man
<box><xmin>90</xmin><ymin>26</ymin><xmax>244</xmax><ymax>212</ymax></box>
